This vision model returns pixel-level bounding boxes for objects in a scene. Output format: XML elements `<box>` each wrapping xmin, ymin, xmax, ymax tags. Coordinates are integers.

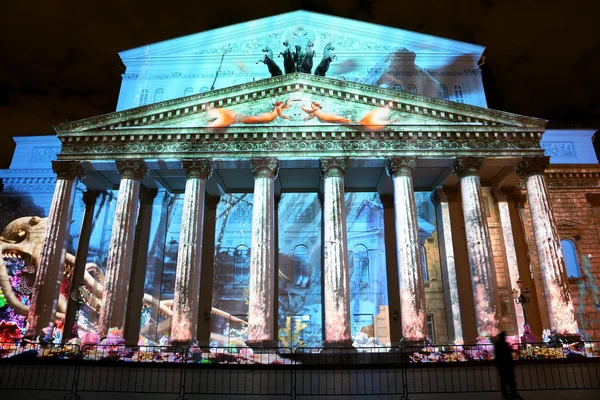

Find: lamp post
<box><xmin>512</xmin><ymin>279</ymin><xmax>531</xmax><ymax>325</ymax></box>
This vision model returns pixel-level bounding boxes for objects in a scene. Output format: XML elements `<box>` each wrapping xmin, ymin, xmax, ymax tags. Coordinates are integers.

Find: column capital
<box><xmin>52</xmin><ymin>160</ymin><xmax>86</xmax><ymax>180</ymax></box>
<box><xmin>386</xmin><ymin>157</ymin><xmax>417</xmax><ymax>177</ymax></box>
<box><xmin>116</xmin><ymin>160</ymin><xmax>148</xmax><ymax>180</ymax></box>
<box><xmin>82</xmin><ymin>190</ymin><xmax>100</xmax><ymax>208</ymax></box>
<box><xmin>251</xmin><ymin>158</ymin><xmax>278</xmax><ymax>179</ymax></box>
<box><xmin>516</xmin><ymin>156</ymin><xmax>550</xmax><ymax>178</ymax></box>
<box><xmin>492</xmin><ymin>186</ymin><xmax>521</xmax><ymax>203</ymax></box>
<box><xmin>159</xmin><ymin>188</ymin><xmax>174</xmax><ymax>207</ymax></box>
<box><xmin>451</xmin><ymin>157</ymin><xmax>484</xmax><ymax>178</ymax></box>
<box><xmin>586</xmin><ymin>193</ymin><xmax>600</xmax><ymax>207</ymax></box>
<box><xmin>320</xmin><ymin>157</ymin><xmax>347</xmax><ymax>178</ymax></box>
<box><xmin>182</xmin><ymin>158</ymin><xmax>212</xmax><ymax>180</ymax></box>
<box><xmin>139</xmin><ymin>187</ymin><xmax>159</xmax><ymax>204</ymax></box>
<box><xmin>430</xmin><ymin>187</ymin><xmax>448</xmax><ymax>205</ymax></box>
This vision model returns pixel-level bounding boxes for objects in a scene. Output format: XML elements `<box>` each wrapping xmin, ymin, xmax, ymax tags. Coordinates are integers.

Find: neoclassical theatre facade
<box><xmin>1</xmin><ymin>11</ymin><xmax>599</xmax><ymax>347</ymax></box>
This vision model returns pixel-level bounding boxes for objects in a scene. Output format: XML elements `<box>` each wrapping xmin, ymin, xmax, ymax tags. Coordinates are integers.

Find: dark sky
<box><xmin>1</xmin><ymin>0</ymin><xmax>598</xmax><ymax>168</ymax></box>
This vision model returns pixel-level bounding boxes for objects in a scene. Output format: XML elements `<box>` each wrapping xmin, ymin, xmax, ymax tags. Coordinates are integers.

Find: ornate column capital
<box><xmin>139</xmin><ymin>187</ymin><xmax>159</xmax><ymax>204</ymax></box>
<box><xmin>251</xmin><ymin>158</ymin><xmax>278</xmax><ymax>179</ymax></box>
<box><xmin>82</xmin><ymin>190</ymin><xmax>100</xmax><ymax>208</ymax></box>
<box><xmin>492</xmin><ymin>186</ymin><xmax>519</xmax><ymax>203</ymax></box>
<box><xmin>586</xmin><ymin>193</ymin><xmax>600</xmax><ymax>207</ymax></box>
<box><xmin>116</xmin><ymin>160</ymin><xmax>149</xmax><ymax>180</ymax></box>
<box><xmin>386</xmin><ymin>157</ymin><xmax>417</xmax><ymax>177</ymax></box>
<box><xmin>52</xmin><ymin>160</ymin><xmax>86</xmax><ymax>180</ymax></box>
<box><xmin>320</xmin><ymin>157</ymin><xmax>347</xmax><ymax>179</ymax></box>
<box><xmin>182</xmin><ymin>158</ymin><xmax>212</xmax><ymax>180</ymax></box>
<box><xmin>430</xmin><ymin>187</ymin><xmax>448</xmax><ymax>205</ymax></box>
<box><xmin>451</xmin><ymin>157</ymin><xmax>485</xmax><ymax>178</ymax></box>
<box><xmin>516</xmin><ymin>156</ymin><xmax>550</xmax><ymax>178</ymax></box>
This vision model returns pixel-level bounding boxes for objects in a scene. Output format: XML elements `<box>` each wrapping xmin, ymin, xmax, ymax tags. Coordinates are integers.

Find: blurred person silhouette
<box><xmin>494</xmin><ymin>331</ymin><xmax>522</xmax><ymax>399</ymax></box>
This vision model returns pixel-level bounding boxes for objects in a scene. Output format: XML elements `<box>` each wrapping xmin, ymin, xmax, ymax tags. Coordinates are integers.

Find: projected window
<box><xmin>439</xmin><ymin>84</ymin><xmax>449</xmax><ymax>100</ymax></box>
<box><xmin>292</xmin><ymin>315</ymin><xmax>310</xmax><ymax>343</ymax></box>
<box><xmin>233</xmin><ymin>245</ymin><xmax>250</xmax><ymax>283</ymax></box>
<box><xmin>294</xmin><ymin>245</ymin><xmax>310</xmax><ymax>287</ymax></box>
<box><xmin>139</xmin><ymin>89</ymin><xmax>149</xmax><ymax>106</ymax></box>
<box><xmin>353</xmin><ymin>245</ymin><xmax>369</xmax><ymax>283</ymax></box>
<box><xmin>394</xmin><ymin>85</ymin><xmax>403</xmax><ymax>92</ymax></box>
<box><xmin>420</xmin><ymin>245</ymin><xmax>429</xmax><ymax>282</ymax></box>
<box><xmin>184</xmin><ymin>87</ymin><xmax>194</xmax><ymax>97</ymax></box>
<box><xmin>154</xmin><ymin>88</ymin><xmax>164</xmax><ymax>103</ymax></box>
<box><xmin>561</xmin><ymin>239</ymin><xmax>581</xmax><ymax>278</ymax></box>
<box><xmin>353</xmin><ymin>314</ymin><xmax>374</xmax><ymax>337</ymax></box>
<box><xmin>407</xmin><ymin>84</ymin><xmax>418</xmax><ymax>95</ymax></box>
<box><xmin>199</xmin><ymin>86</ymin><xmax>209</xmax><ymax>93</ymax></box>
<box><xmin>453</xmin><ymin>85</ymin><xmax>464</xmax><ymax>103</ymax></box>
<box><xmin>427</xmin><ymin>315</ymin><xmax>435</xmax><ymax>342</ymax></box>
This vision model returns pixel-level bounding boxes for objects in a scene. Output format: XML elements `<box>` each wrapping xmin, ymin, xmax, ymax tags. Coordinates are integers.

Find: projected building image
<box><xmin>1</xmin><ymin>11</ymin><xmax>599</xmax><ymax>355</ymax></box>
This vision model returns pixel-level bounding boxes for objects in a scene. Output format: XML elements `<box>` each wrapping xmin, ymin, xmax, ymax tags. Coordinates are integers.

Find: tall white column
<box><xmin>494</xmin><ymin>188</ymin><xmax>526</xmax><ymax>337</ymax></box>
<box><xmin>320</xmin><ymin>158</ymin><xmax>352</xmax><ymax>347</ymax></box>
<box><xmin>386</xmin><ymin>157</ymin><xmax>427</xmax><ymax>341</ymax></box>
<box><xmin>431</xmin><ymin>188</ymin><xmax>464</xmax><ymax>344</ymax></box>
<box><xmin>246</xmin><ymin>158</ymin><xmax>278</xmax><ymax>347</ymax></box>
<box><xmin>517</xmin><ymin>156</ymin><xmax>578</xmax><ymax>334</ymax></box>
<box><xmin>98</xmin><ymin>160</ymin><xmax>147</xmax><ymax>337</ymax></box>
<box><xmin>452</xmin><ymin>157</ymin><xmax>501</xmax><ymax>339</ymax></box>
<box><xmin>26</xmin><ymin>161</ymin><xmax>85</xmax><ymax>338</ymax></box>
<box><xmin>171</xmin><ymin>159</ymin><xmax>212</xmax><ymax>345</ymax></box>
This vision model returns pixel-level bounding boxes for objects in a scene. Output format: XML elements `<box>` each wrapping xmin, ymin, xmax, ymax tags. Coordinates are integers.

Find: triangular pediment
<box><xmin>55</xmin><ymin>73</ymin><xmax>545</xmax><ymax>134</ymax></box>
<box><xmin>119</xmin><ymin>10</ymin><xmax>485</xmax><ymax>64</ymax></box>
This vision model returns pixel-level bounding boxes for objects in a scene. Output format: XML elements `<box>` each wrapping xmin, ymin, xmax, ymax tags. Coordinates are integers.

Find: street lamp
<box><xmin>512</xmin><ymin>279</ymin><xmax>531</xmax><ymax>325</ymax></box>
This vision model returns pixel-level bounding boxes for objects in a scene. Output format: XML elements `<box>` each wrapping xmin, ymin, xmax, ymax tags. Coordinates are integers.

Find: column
<box><xmin>125</xmin><ymin>188</ymin><xmax>158</xmax><ymax>344</ymax></box>
<box><xmin>451</xmin><ymin>157</ymin><xmax>501</xmax><ymax>339</ymax></box>
<box><xmin>26</xmin><ymin>161</ymin><xmax>86</xmax><ymax>338</ymax></box>
<box><xmin>246</xmin><ymin>158</ymin><xmax>278</xmax><ymax>347</ymax></box>
<box><xmin>320</xmin><ymin>158</ymin><xmax>352</xmax><ymax>347</ymax></box>
<box><xmin>63</xmin><ymin>190</ymin><xmax>100</xmax><ymax>342</ymax></box>
<box><xmin>431</xmin><ymin>188</ymin><xmax>464</xmax><ymax>344</ymax></box>
<box><xmin>171</xmin><ymin>159</ymin><xmax>212</xmax><ymax>345</ymax></box>
<box><xmin>380</xmin><ymin>195</ymin><xmax>402</xmax><ymax>346</ymax></box>
<box><xmin>386</xmin><ymin>158</ymin><xmax>427</xmax><ymax>342</ymax></box>
<box><xmin>98</xmin><ymin>160</ymin><xmax>148</xmax><ymax>337</ymax></box>
<box><xmin>494</xmin><ymin>187</ymin><xmax>526</xmax><ymax>337</ymax></box>
<box><xmin>197</xmin><ymin>195</ymin><xmax>219</xmax><ymax>346</ymax></box>
<box><xmin>516</xmin><ymin>156</ymin><xmax>578</xmax><ymax>334</ymax></box>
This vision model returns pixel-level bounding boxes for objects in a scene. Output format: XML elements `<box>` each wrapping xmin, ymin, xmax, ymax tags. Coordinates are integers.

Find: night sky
<box><xmin>1</xmin><ymin>0</ymin><xmax>598</xmax><ymax>168</ymax></box>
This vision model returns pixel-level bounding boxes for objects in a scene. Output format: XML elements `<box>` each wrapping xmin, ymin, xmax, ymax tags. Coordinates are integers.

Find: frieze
<box><xmin>31</xmin><ymin>147</ymin><xmax>60</xmax><ymax>162</ymax></box>
<box><xmin>2</xmin><ymin>183</ymin><xmax>57</xmax><ymax>193</ymax></box>
<box><xmin>545</xmin><ymin>179</ymin><xmax>599</xmax><ymax>188</ymax></box>
<box><xmin>59</xmin><ymin>138</ymin><xmax>542</xmax><ymax>160</ymax></box>
<box><xmin>540</xmin><ymin>142</ymin><xmax>575</xmax><ymax>157</ymax></box>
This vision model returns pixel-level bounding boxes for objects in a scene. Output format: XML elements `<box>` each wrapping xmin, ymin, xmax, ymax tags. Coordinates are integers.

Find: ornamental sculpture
<box><xmin>258</xmin><ymin>40</ymin><xmax>335</xmax><ymax>77</ymax></box>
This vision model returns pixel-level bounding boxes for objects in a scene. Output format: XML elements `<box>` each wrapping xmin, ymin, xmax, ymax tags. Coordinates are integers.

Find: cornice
<box><xmin>55</xmin><ymin>74</ymin><xmax>546</xmax><ymax>134</ymax></box>
<box><xmin>57</xmin><ymin>128</ymin><xmax>544</xmax><ymax>161</ymax></box>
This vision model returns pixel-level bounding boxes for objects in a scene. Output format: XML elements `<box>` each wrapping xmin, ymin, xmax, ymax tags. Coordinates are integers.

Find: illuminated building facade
<box><xmin>1</xmin><ymin>11</ymin><xmax>599</xmax><ymax>347</ymax></box>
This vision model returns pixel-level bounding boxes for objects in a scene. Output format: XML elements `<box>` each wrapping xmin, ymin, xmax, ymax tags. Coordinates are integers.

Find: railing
<box><xmin>1</xmin><ymin>341</ymin><xmax>599</xmax><ymax>399</ymax></box>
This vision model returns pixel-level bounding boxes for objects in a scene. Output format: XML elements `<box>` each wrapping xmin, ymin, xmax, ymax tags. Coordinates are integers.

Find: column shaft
<box><xmin>63</xmin><ymin>190</ymin><xmax>99</xmax><ymax>342</ymax></box>
<box><xmin>387</xmin><ymin>158</ymin><xmax>427</xmax><ymax>341</ymax></box>
<box><xmin>494</xmin><ymin>189</ymin><xmax>526</xmax><ymax>337</ymax></box>
<box><xmin>171</xmin><ymin>159</ymin><xmax>211</xmax><ymax>345</ymax></box>
<box><xmin>452</xmin><ymin>158</ymin><xmax>501</xmax><ymax>339</ymax></box>
<box><xmin>517</xmin><ymin>157</ymin><xmax>578</xmax><ymax>334</ymax></box>
<box><xmin>98</xmin><ymin>160</ymin><xmax>147</xmax><ymax>337</ymax></box>
<box><xmin>321</xmin><ymin>158</ymin><xmax>352</xmax><ymax>347</ymax></box>
<box><xmin>431</xmin><ymin>188</ymin><xmax>464</xmax><ymax>343</ymax></box>
<box><xmin>26</xmin><ymin>161</ymin><xmax>85</xmax><ymax>338</ymax></box>
<box><xmin>247</xmin><ymin>158</ymin><xmax>277</xmax><ymax>347</ymax></box>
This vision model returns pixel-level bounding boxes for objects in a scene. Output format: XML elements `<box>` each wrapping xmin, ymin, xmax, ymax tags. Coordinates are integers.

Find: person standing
<box><xmin>494</xmin><ymin>331</ymin><xmax>521</xmax><ymax>399</ymax></box>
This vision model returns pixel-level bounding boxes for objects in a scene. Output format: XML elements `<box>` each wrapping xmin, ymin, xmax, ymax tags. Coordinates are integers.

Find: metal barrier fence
<box><xmin>0</xmin><ymin>342</ymin><xmax>80</xmax><ymax>393</ymax></box>
<box><xmin>183</xmin><ymin>346</ymin><xmax>293</xmax><ymax>397</ymax></box>
<box><xmin>294</xmin><ymin>346</ymin><xmax>405</xmax><ymax>397</ymax></box>
<box><xmin>1</xmin><ymin>341</ymin><xmax>599</xmax><ymax>398</ymax></box>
